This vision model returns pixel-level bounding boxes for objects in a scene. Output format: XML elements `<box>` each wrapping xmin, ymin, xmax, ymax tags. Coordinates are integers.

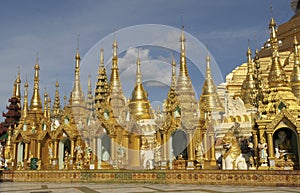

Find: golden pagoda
<box><xmin>128</xmin><ymin>55</ymin><xmax>151</xmax><ymax>120</ymax></box>
<box><xmin>1</xmin><ymin>0</ymin><xmax>300</xmax><ymax>174</ymax></box>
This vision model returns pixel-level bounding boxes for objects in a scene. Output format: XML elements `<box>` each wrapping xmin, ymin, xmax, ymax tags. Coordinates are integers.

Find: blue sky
<box><xmin>0</xmin><ymin>0</ymin><xmax>294</xmax><ymax>119</ymax></box>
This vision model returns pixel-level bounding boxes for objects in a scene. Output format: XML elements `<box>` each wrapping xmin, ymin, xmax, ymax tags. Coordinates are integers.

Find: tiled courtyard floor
<box><xmin>0</xmin><ymin>182</ymin><xmax>300</xmax><ymax>193</ymax></box>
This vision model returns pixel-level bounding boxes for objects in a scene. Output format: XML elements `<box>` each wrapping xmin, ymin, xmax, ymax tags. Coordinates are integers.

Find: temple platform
<box><xmin>1</xmin><ymin>169</ymin><xmax>300</xmax><ymax>187</ymax></box>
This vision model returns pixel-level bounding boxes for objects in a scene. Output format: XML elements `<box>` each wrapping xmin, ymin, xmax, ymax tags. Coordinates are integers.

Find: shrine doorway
<box><xmin>58</xmin><ymin>138</ymin><xmax>70</xmax><ymax>169</ymax></box>
<box><xmin>40</xmin><ymin>133</ymin><xmax>51</xmax><ymax>169</ymax></box>
<box><xmin>97</xmin><ymin>133</ymin><xmax>111</xmax><ymax>169</ymax></box>
<box><xmin>17</xmin><ymin>142</ymin><xmax>24</xmax><ymax>165</ymax></box>
<box><xmin>273</xmin><ymin>127</ymin><xmax>299</xmax><ymax>168</ymax></box>
<box><xmin>171</xmin><ymin>130</ymin><xmax>188</xmax><ymax>160</ymax></box>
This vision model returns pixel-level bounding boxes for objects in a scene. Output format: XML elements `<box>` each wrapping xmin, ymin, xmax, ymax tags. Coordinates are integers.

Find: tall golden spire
<box><xmin>12</xmin><ymin>67</ymin><xmax>21</xmax><ymax>100</ymax></box>
<box><xmin>95</xmin><ymin>48</ymin><xmax>109</xmax><ymax>111</ymax></box>
<box><xmin>108</xmin><ymin>36</ymin><xmax>126</xmax><ymax>120</ymax></box>
<box><xmin>268</xmin><ymin>17</ymin><xmax>288</xmax><ymax>88</ymax></box>
<box><xmin>290</xmin><ymin>34</ymin><xmax>300</xmax><ymax>98</ymax></box>
<box><xmin>176</xmin><ymin>27</ymin><xmax>198</xmax><ymax>122</ymax></box>
<box><xmin>241</xmin><ymin>47</ymin><xmax>256</xmax><ymax>107</ymax></box>
<box><xmin>129</xmin><ymin>55</ymin><xmax>151</xmax><ymax>120</ymax></box>
<box><xmin>199</xmin><ymin>54</ymin><xmax>224</xmax><ymax>115</ymax></box>
<box><xmin>29</xmin><ymin>55</ymin><xmax>43</xmax><ymax>113</ymax></box>
<box><xmin>69</xmin><ymin>47</ymin><xmax>85</xmax><ymax>106</ymax></box>
<box><xmin>52</xmin><ymin>80</ymin><xmax>61</xmax><ymax>118</ymax></box>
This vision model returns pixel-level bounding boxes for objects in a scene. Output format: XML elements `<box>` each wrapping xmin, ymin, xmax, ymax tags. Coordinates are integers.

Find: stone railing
<box><xmin>1</xmin><ymin>170</ymin><xmax>300</xmax><ymax>186</ymax></box>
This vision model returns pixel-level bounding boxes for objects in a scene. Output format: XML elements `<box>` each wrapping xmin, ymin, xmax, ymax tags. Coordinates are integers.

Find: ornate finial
<box><xmin>17</xmin><ymin>66</ymin><xmax>21</xmax><ymax>83</ymax></box>
<box><xmin>100</xmin><ymin>47</ymin><xmax>104</xmax><ymax>67</ymax></box>
<box><xmin>75</xmin><ymin>35</ymin><xmax>80</xmax><ymax>61</ymax></box>
<box><xmin>247</xmin><ymin>45</ymin><xmax>252</xmax><ymax>64</ymax></box>
<box><xmin>179</xmin><ymin>26</ymin><xmax>188</xmax><ymax>77</ymax></box>
<box><xmin>55</xmin><ymin>80</ymin><xmax>59</xmax><ymax>88</ymax></box>
<box><xmin>206</xmin><ymin>53</ymin><xmax>211</xmax><ymax>79</ymax></box>
<box><xmin>113</xmin><ymin>34</ymin><xmax>118</xmax><ymax>59</ymax></box>
<box><xmin>24</xmin><ymin>74</ymin><xmax>28</xmax><ymax>88</ymax></box>
<box><xmin>136</xmin><ymin>49</ymin><xmax>142</xmax><ymax>85</ymax></box>
<box><xmin>13</xmin><ymin>66</ymin><xmax>22</xmax><ymax>99</ymax></box>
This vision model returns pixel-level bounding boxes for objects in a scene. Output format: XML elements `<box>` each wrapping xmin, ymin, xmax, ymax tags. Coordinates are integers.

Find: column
<box><xmin>188</xmin><ymin>132</ymin><xmax>194</xmax><ymax>160</ymax></box>
<box><xmin>110</xmin><ymin>135</ymin><xmax>117</xmax><ymax>161</ymax></box>
<box><xmin>267</xmin><ymin>132</ymin><xmax>274</xmax><ymax>158</ymax></box>
<box><xmin>37</xmin><ymin>141</ymin><xmax>41</xmax><ymax>160</ymax></box>
<box><xmin>203</xmin><ymin>133</ymin><xmax>208</xmax><ymax>160</ymax></box>
<box><xmin>54</xmin><ymin>140</ymin><xmax>58</xmax><ymax>159</ymax></box>
<box><xmin>210</xmin><ymin>134</ymin><xmax>216</xmax><ymax>161</ymax></box>
<box><xmin>253</xmin><ymin>133</ymin><xmax>258</xmax><ymax>157</ymax></box>
<box><xmin>13</xmin><ymin>143</ymin><xmax>17</xmax><ymax>160</ymax></box>
<box><xmin>70</xmin><ymin>139</ymin><xmax>75</xmax><ymax>159</ymax></box>
<box><xmin>166</xmin><ymin>134</ymin><xmax>170</xmax><ymax>161</ymax></box>
<box><xmin>24</xmin><ymin>143</ymin><xmax>29</xmax><ymax>161</ymax></box>
<box><xmin>93</xmin><ymin>137</ymin><xmax>97</xmax><ymax>161</ymax></box>
<box><xmin>162</xmin><ymin>132</ymin><xmax>167</xmax><ymax>160</ymax></box>
<box><xmin>122</xmin><ymin>134</ymin><xmax>129</xmax><ymax>163</ymax></box>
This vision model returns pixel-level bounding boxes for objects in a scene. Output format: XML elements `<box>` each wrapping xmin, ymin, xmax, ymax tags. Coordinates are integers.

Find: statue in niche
<box><xmin>101</xmin><ymin>146</ymin><xmax>110</xmax><ymax>162</ymax></box>
<box><xmin>275</xmin><ymin>130</ymin><xmax>292</xmax><ymax>160</ymax></box>
<box><xmin>258</xmin><ymin>137</ymin><xmax>268</xmax><ymax>165</ymax></box>
<box><xmin>63</xmin><ymin>150</ymin><xmax>69</xmax><ymax>169</ymax></box>
<box><xmin>195</xmin><ymin>140</ymin><xmax>204</xmax><ymax>169</ymax></box>
<box><xmin>48</xmin><ymin>143</ymin><xmax>53</xmax><ymax>164</ymax></box>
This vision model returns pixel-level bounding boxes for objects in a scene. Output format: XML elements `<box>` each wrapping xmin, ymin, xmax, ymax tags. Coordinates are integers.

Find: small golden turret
<box><xmin>95</xmin><ymin>48</ymin><xmax>109</xmax><ymax>111</ymax></box>
<box><xmin>12</xmin><ymin>67</ymin><xmax>21</xmax><ymax>101</ymax></box>
<box><xmin>164</xmin><ymin>55</ymin><xmax>180</xmax><ymax>117</ymax></box>
<box><xmin>29</xmin><ymin>57</ymin><xmax>43</xmax><ymax>113</ymax></box>
<box><xmin>268</xmin><ymin>18</ymin><xmax>289</xmax><ymax>88</ymax></box>
<box><xmin>290</xmin><ymin>34</ymin><xmax>300</xmax><ymax>98</ymax></box>
<box><xmin>241</xmin><ymin>47</ymin><xmax>256</xmax><ymax>107</ymax></box>
<box><xmin>69</xmin><ymin>49</ymin><xmax>85</xmax><ymax>107</ymax></box>
<box><xmin>199</xmin><ymin>54</ymin><xmax>224</xmax><ymax>115</ymax></box>
<box><xmin>129</xmin><ymin>55</ymin><xmax>151</xmax><ymax>120</ymax></box>
<box><xmin>22</xmin><ymin>77</ymin><xmax>29</xmax><ymax>119</ymax></box>
<box><xmin>52</xmin><ymin>80</ymin><xmax>61</xmax><ymax>118</ymax></box>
